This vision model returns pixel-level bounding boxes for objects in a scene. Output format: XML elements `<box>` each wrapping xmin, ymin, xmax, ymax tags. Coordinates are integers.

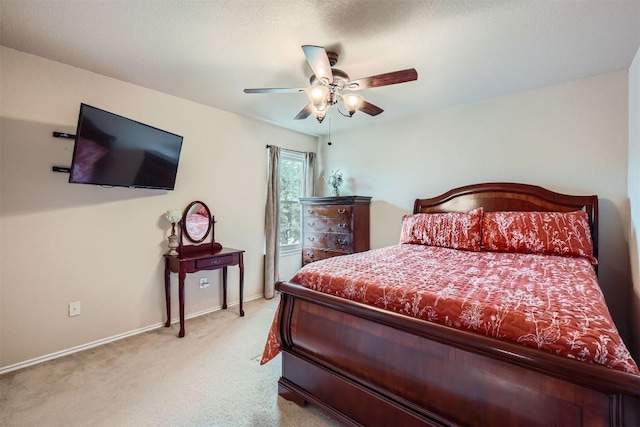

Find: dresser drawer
<box><xmin>305</xmin><ymin>232</ymin><xmax>352</xmax><ymax>251</ymax></box>
<box><xmin>195</xmin><ymin>254</ymin><xmax>235</xmax><ymax>269</ymax></box>
<box><xmin>304</xmin><ymin>205</ymin><xmax>352</xmax><ymax>218</ymax></box>
<box><xmin>304</xmin><ymin>217</ymin><xmax>351</xmax><ymax>233</ymax></box>
<box><xmin>303</xmin><ymin>248</ymin><xmax>349</xmax><ymax>265</ymax></box>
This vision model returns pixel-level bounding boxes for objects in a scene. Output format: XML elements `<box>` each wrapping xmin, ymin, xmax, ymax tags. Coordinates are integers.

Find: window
<box><xmin>279</xmin><ymin>151</ymin><xmax>306</xmax><ymax>254</ymax></box>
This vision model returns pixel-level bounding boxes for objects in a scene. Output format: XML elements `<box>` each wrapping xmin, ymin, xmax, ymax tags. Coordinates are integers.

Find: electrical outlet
<box><xmin>199</xmin><ymin>277</ymin><xmax>209</xmax><ymax>289</ymax></box>
<box><xmin>69</xmin><ymin>301</ymin><xmax>81</xmax><ymax>317</ymax></box>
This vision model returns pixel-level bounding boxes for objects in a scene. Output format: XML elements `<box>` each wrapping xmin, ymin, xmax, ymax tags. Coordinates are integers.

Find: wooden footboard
<box><xmin>276</xmin><ymin>280</ymin><xmax>640</xmax><ymax>427</ymax></box>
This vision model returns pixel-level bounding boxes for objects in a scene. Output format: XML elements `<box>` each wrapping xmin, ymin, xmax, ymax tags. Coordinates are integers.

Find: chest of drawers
<box><xmin>299</xmin><ymin>196</ymin><xmax>371</xmax><ymax>265</ymax></box>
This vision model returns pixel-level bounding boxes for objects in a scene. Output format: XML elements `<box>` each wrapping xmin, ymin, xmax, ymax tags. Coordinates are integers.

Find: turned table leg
<box><xmin>222</xmin><ymin>266</ymin><xmax>228</xmax><ymax>309</ymax></box>
<box><xmin>239</xmin><ymin>252</ymin><xmax>245</xmax><ymax>316</ymax></box>
<box><xmin>164</xmin><ymin>258</ymin><xmax>171</xmax><ymax>327</ymax></box>
<box><xmin>178</xmin><ymin>267</ymin><xmax>186</xmax><ymax>338</ymax></box>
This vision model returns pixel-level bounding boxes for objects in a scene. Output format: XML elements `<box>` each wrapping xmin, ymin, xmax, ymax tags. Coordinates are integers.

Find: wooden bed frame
<box><xmin>275</xmin><ymin>182</ymin><xmax>640</xmax><ymax>426</ymax></box>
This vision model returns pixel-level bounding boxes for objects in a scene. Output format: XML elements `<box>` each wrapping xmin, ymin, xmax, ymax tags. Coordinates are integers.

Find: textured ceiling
<box><xmin>1</xmin><ymin>0</ymin><xmax>639</xmax><ymax>136</ymax></box>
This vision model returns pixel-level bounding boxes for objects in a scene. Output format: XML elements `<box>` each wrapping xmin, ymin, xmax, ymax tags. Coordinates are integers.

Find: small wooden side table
<box><xmin>164</xmin><ymin>247</ymin><xmax>245</xmax><ymax>337</ymax></box>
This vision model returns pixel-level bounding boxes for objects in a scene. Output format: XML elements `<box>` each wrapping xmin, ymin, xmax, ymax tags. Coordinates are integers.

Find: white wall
<box><xmin>320</xmin><ymin>70</ymin><xmax>635</xmax><ymax>353</ymax></box>
<box><xmin>0</xmin><ymin>47</ymin><xmax>317</xmax><ymax>370</ymax></box>
<box><xmin>279</xmin><ymin>254</ymin><xmax>303</xmax><ymax>283</ymax></box>
<box><xmin>628</xmin><ymin>46</ymin><xmax>640</xmax><ymax>358</ymax></box>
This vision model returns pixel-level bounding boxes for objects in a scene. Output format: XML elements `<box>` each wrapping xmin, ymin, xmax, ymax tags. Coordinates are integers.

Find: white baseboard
<box><xmin>0</xmin><ymin>295</ymin><xmax>263</xmax><ymax>375</ymax></box>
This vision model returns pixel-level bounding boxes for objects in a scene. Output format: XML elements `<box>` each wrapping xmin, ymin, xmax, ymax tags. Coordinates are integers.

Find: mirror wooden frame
<box><xmin>178</xmin><ymin>200</ymin><xmax>222</xmax><ymax>254</ymax></box>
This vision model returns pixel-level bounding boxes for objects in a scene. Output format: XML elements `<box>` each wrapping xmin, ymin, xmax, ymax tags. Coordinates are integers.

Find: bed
<box><xmin>262</xmin><ymin>182</ymin><xmax>640</xmax><ymax>426</ymax></box>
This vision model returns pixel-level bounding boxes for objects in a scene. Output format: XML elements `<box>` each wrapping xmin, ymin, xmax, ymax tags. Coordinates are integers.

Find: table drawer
<box><xmin>305</xmin><ymin>232</ymin><xmax>352</xmax><ymax>251</ymax></box>
<box><xmin>303</xmin><ymin>248</ymin><xmax>349</xmax><ymax>265</ymax></box>
<box><xmin>304</xmin><ymin>205</ymin><xmax>352</xmax><ymax>218</ymax></box>
<box><xmin>195</xmin><ymin>254</ymin><xmax>235</xmax><ymax>269</ymax></box>
<box><xmin>304</xmin><ymin>217</ymin><xmax>351</xmax><ymax>233</ymax></box>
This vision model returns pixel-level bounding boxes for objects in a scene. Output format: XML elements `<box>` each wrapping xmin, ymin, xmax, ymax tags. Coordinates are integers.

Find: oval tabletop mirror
<box><xmin>182</xmin><ymin>200</ymin><xmax>212</xmax><ymax>243</ymax></box>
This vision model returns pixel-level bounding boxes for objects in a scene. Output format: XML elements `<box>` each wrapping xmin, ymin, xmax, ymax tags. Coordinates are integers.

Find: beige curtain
<box><xmin>264</xmin><ymin>146</ymin><xmax>280</xmax><ymax>299</ymax></box>
<box><xmin>264</xmin><ymin>147</ymin><xmax>316</xmax><ymax>299</ymax></box>
<box><xmin>305</xmin><ymin>151</ymin><xmax>317</xmax><ymax>197</ymax></box>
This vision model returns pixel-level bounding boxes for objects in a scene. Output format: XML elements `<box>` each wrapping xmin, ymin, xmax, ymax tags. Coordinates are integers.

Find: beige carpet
<box><xmin>0</xmin><ymin>297</ymin><xmax>342</xmax><ymax>427</ymax></box>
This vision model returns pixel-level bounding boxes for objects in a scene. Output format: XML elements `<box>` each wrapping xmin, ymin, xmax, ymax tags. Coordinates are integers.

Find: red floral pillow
<box><xmin>400</xmin><ymin>208</ymin><xmax>483</xmax><ymax>251</ymax></box>
<box><xmin>196</xmin><ymin>205</ymin><xmax>208</xmax><ymax>217</ymax></box>
<box><xmin>482</xmin><ymin>210</ymin><xmax>596</xmax><ymax>264</ymax></box>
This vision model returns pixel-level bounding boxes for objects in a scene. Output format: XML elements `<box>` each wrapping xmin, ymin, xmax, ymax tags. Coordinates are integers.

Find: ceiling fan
<box><xmin>243</xmin><ymin>45</ymin><xmax>418</xmax><ymax>123</ymax></box>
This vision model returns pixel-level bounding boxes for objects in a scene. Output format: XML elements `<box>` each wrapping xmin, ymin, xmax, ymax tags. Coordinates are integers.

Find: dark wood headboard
<box><xmin>413</xmin><ymin>182</ymin><xmax>599</xmax><ymax>260</ymax></box>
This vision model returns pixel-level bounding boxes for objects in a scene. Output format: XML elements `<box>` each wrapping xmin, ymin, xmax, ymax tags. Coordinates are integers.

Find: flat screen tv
<box><xmin>69</xmin><ymin>103</ymin><xmax>183</xmax><ymax>190</ymax></box>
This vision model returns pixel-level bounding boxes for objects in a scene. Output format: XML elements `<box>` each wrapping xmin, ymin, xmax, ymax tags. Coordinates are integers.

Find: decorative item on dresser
<box><xmin>163</xmin><ymin>201</ymin><xmax>245</xmax><ymax>337</ymax></box>
<box><xmin>300</xmin><ymin>196</ymin><xmax>371</xmax><ymax>265</ymax></box>
<box><xmin>164</xmin><ymin>208</ymin><xmax>182</xmax><ymax>256</ymax></box>
<box><xmin>323</xmin><ymin>169</ymin><xmax>344</xmax><ymax>196</ymax></box>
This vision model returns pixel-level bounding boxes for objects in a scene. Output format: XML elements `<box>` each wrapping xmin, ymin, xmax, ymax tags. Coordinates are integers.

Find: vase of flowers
<box><xmin>323</xmin><ymin>170</ymin><xmax>343</xmax><ymax>197</ymax></box>
<box><xmin>165</xmin><ymin>208</ymin><xmax>182</xmax><ymax>256</ymax></box>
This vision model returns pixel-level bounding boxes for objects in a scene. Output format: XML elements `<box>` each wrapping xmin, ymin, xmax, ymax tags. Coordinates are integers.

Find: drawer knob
<box><xmin>307</xmin><ymin>222</ymin><xmax>315</xmax><ymax>227</ymax></box>
<box><xmin>307</xmin><ymin>209</ymin><xmax>314</xmax><ymax>214</ymax></box>
<box><xmin>306</xmin><ymin>252</ymin><xmax>314</xmax><ymax>258</ymax></box>
<box><xmin>339</xmin><ymin>223</ymin><xmax>347</xmax><ymax>228</ymax></box>
<box><xmin>307</xmin><ymin>236</ymin><xmax>315</xmax><ymax>242</ymax></box>
<box><xmin>337</xmin><ymin>238</ymin><xmax>348</xmax><ymax>244</ymax></box>
<box><xmin>338</xmin><ymin>208</ymin><xmax>346</xmax><ymax>214</ymax></box>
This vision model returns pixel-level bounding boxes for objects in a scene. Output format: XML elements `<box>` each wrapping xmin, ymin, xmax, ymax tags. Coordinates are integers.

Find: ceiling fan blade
<box><xmin>294</xmin><ymin>103</ymin><xmax>313</xmax><ymax>120</ymax></box>
<box><xmin>358</xmin><ymin>100</ymin><xmax>384</xmax><ymax>116</ymax></box>
<box><xmin>244</xmin><ymin>88</ymin><xmax>303</xmax><ymax>94</ymax></box>
<box><xmin>348</xmin><ymin>68</ymin><xmax>418</xmax><ymax>90</ymax></box>
<box><xmin>302</xmin><ymin>45</ymin><xmax>334</xmax><ymax>83</ymax></box>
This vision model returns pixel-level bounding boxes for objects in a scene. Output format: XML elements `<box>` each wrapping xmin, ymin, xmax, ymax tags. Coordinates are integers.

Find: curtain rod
<box><xmin>265</xmin><ymin>145</ymin><xmax>310</xmax><ymax>155</ymax></box>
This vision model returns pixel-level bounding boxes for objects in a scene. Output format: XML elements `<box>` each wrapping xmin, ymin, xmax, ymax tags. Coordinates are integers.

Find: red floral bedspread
<box><xmin>262</xmin><ymin>244</ymin><xmax>639</xmax><ymax>374</ymax></box>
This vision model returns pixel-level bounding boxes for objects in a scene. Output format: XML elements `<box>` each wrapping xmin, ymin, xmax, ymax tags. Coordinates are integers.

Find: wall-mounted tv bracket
<box><xmin>52</xmin><ymin>131</ymin><xmax>75</xmax><ymax>173</ymax></box>
<box><xmin>53</xmin><ymin>131</ymin><xmax>76</xmax><ymax>139</ymax></box>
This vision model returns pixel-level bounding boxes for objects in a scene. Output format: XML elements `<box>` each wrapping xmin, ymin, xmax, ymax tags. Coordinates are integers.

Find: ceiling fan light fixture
<box><xmin>310</xmin><ymin>104</ymin><xmax>327</xmax><ymax>123</ymax></box>
<box><xmin>305</xmin><ymin>85</ymin><xmax>330</xmax><ymax>123</ymax></box>
<box><xmin>342</xmin><ymin>93</ymin><xmax>364</xmax><ymax>116</ymax></box>
<box><xmin>305</xmin><ymin>85</ymin><xmax>329</xmax><ymax>105</ymax></box>
<box><xmin>244</xmin><ymin>45</ymin><xmax>417</xmax><ymax>123</ymax></box>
